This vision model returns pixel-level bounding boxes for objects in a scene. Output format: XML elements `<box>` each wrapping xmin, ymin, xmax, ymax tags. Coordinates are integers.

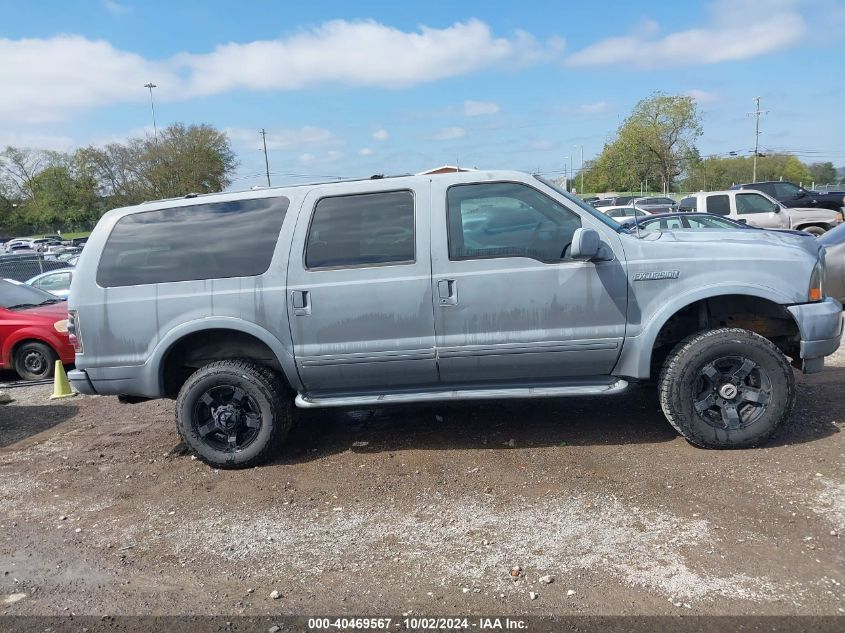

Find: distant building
<box><xmin>416</xmin><ymin>165</ymin><xmax>475</xmax><ymax>175</ymax></box>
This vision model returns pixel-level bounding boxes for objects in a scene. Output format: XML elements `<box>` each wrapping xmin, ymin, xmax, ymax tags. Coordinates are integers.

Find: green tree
<box><xmin>580</xmin><ymin>92</ymin><xmax>702</xmax><ymax>193</ymax></box>
<box><xmin>809</xmin><ymin>162</ymin><xmax>837</xmax><ymax>185</ymax></box>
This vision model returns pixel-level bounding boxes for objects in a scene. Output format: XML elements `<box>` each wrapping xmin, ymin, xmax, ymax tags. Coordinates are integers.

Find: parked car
<box><xmin>621</xmin><ymin>212</ymin><xmax>753</xmax><ymax>232</ymax></box>
<box><xmin>601</xmin><ymin>205</ymin><xmax>652</xmax><ymax>219</ymax></box>
<box><xmin>677</xmin><ymin>190</ymin><xmax>842</xmax><ymax>236</ymax></box>
<box><xmin>592</xmin><ymin>195</ymin><xmax>636</xmax><ymax>208</ymax></box>
<box><xmin>0</xmin><ymin>279</ymin><xmax>75</xmax><ymax>380</ymax></box>
<box><xmin>0</xmin><ymin>254</ymin><xmax>70</xmax><ymax>282</ymax></box>
<box><xmin>26</xmin><ymin>268</ymin><xmax>74</xmax><ymax>299</ymax></box>
<box><xmin>70</xmin><ymin>237</ymin><xmax>89</xmax><ymax>247</ymax></box>
<box><xmin>632</xmin><ymin>196</ymin><xmax>678</xmax><ymax>214</ymax></box>
<box><xmin>819</xmin><ymin>223</ymin><xmax>845</xmax><ymax>304</ymax></box>
<box><xmin>731</xmin><ymin>181</ymin><xmax>845</xmax><ymax>212</ymax></box>
<box><xmin>68</xmin><ymin>170</ymin><xmax>841</xmax><ymax>468</ymax></box>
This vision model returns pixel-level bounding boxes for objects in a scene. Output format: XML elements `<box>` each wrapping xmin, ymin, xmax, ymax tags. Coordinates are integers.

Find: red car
<box><xmin>0</xmin><ymin>279</ymin><xmax>75</xmax><ymax>380</ymax></box>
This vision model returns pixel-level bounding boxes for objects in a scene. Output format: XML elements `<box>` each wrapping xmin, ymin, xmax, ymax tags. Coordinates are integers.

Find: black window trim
<box><xmin>445</xmin><ymin>180</ymin><xmax>584</xmax><ymax>265</ymax></box>
<box><xmin>303</xmin><ymin>188</ymin><xmax>417</xmax><ymax>272</ymax></box>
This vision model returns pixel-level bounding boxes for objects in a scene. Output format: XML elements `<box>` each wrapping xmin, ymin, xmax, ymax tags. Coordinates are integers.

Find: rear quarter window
<box><xmin>97</xmin><ymin>196</ymin><xmax>290</xmax><ymax>287</ymax></box>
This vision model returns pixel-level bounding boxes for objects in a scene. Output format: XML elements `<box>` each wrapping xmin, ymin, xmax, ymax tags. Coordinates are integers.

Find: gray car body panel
<box><xmin>68</xmin><ymin>170</ymin><xmax>842</xmax><ymax>401</ymax></box>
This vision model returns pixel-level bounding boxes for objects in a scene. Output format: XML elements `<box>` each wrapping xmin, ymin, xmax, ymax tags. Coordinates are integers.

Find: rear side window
<box><xmin>679</xmin><ymin>197</ymin><xmax>697</xmax><ymax>211</ymax></box>
<box><xmin>97</xmin><ymin>197</ymin><xmax>289</xmax><ymax>287</ymax></box>
<box><xmin>305</xmin><ymin>190</ymin><xmax>414</xmax><ymax>269</ymax></box>
<box><xmin>705</xmin><ymin>195</ymin><xmax>730</xmax><ymax>215</ymax></box>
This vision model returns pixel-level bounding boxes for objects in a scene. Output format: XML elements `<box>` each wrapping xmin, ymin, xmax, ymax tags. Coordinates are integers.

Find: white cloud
<box><xmin>433</xmin><ymin>127</ymin><xmax>466</xmax><ymax>141</ymax></box>
<box><xmin>0</xmin><ymin>35</ymin><xmax>174</xmax><ymax>123</ymax></box>
<box><xmin>227</xmin><ymin>126</ymin><xmax>338</xmax><ymax>151</ymax></box>
<box><xmin>358</xmin><ymin>148</ymin><xmax>374</xmax><ymax>156</ymax></box>
<box><xmin>566</xmin><ymin>0</ymin><xmax>806</xmax><ymax>69</ymax></box>
<box><xmin>463</xmin><ymin>100</ymin><xmax>500</xmax><ymax>116</ymax></box>
<box><xmin>299</xmin><ymin>153</ymin><xmax>316</xmax><ymax>166</ymax></box>
<box><xmin>0</xmin><ymin>19</ymin><xmax>563</xmax><ymax>124</ymax></box>
<box><xmin>103</xmin><ymin>0</ymin><xmax>131</xmax><ymax>15</ymax></box>
<box><xmin>0</xmin><ymin>131</ymin><xmax>75</xmax><ymax>151</ymax></box>
<box><xmin>177</xmin><ymin>18</ymin><xmax>558</xmax><ymax>96</ymax></box>
<box><xmin>684</xmin><ymin>89</ymin><xmax>720</xmax><ymax>104</ymax></box>
<box><xmin>579</xmin><ymin>101</ymin><xmax>611</xmax><ymax>114</ymax></box>
<box><xmin>326</xmin><ymin>150</ymin><xmax>344</xmax><ymax>161</ymax></box>
<box><xmin>372</xmin><ymin>129</ymin><xmax>389</xmax><ymax>141</ymax></box>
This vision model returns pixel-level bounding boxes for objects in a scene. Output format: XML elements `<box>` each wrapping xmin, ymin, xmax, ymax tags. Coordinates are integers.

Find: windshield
<box><xmin>534</xmin><ymin>176</ymin><xmax>622</xmax><ymax>231</ymax></box>
<box><xmin>0</xmin><ymin>279</ymin><xmax>60</xmax><ymax>309</ymax></box>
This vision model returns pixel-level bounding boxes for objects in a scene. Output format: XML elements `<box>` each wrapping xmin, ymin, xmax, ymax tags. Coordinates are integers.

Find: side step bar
<box><xmin>295</xmin><ymin>379</ymin><xmax>628</xmax><ymax>408</ymax></box>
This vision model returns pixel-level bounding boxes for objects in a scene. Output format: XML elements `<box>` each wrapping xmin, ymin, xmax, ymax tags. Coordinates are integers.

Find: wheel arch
<box><xmin>151</xmin><ymin>318</ymin><xmax>300</xmax><ymax>397</ymax></box>
<box><xmin>614</xmin><ymin>285</ymin><xmax>800</xmax><ymax>379</ymax></box>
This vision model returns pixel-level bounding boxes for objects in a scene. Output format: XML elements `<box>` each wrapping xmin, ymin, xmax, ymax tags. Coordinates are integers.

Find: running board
<box><xmin>295</xmin><ymin>379</ymin><xmax>629</xmax><ymax>408</ymax></box>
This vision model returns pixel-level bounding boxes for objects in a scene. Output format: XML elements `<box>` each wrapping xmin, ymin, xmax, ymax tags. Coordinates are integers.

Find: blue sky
<box><xmin>1</xmin><ymin>0</ymin><xmax>844</xmax><ymax>189</ymax></box>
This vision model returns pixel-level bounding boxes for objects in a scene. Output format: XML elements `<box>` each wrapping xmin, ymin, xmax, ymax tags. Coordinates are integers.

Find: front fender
<box><xmin>613</xmin><ymin>283</ymin><xmax>797</xmax><ymax>379</ymax></box>
<box><xmin>2</xmin><ymin>328</ymin><xmax>71</xmax><ymax>369</ymax></box>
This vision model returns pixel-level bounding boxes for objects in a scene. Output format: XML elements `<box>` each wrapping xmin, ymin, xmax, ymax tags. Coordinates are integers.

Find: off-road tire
<box><xmin>14</xmin><ymin>341</ymin><xmax>58</xmax><ymax>381</ymax></box>
<box><xmin>658</xmin><ymin>328</ymin><xmax>795</xmax><ymax>448</ymax></box>
<box><xmin>176</xmin><ymin>360</ymin><xmax>291</xmax><ymax>468</ymax></box>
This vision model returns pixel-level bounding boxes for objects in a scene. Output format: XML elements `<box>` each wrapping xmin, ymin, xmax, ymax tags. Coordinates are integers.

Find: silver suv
<box><xmin>678</xmin><ymin>190</ymin><xmax>842</xmax><ymax>235</ymax></box>
<box><xmin>68</xmin><ymin>170</ymin><xmax>843</xmax><ymax>468</ymax></box>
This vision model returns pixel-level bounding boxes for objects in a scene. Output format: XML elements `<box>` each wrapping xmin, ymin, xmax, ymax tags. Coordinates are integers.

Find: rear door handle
<box><xmin>291</xmin><ymin>290</ymin><xmax>311</xmax><ymax>316</ymax></box>
<box><xmin>437</xmin><ymin>279</ymin><xmax>457</xmax><ymax>306</ymax></box>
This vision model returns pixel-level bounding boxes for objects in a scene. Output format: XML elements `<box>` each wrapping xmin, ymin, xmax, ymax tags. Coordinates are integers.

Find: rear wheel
<box><xmin>176</xmin><ymin>360</ymin><xmax>291</xmax><ymax>468</ymax></box>
<box><xmin>658</xmin><ymin>328</ymin><xmax>795</xmax><ymax>448</ymax></box>
<box><xmin>14</xmin><ymin>341</ymin><xmax>58</xmax><ymax>381</ymax></box>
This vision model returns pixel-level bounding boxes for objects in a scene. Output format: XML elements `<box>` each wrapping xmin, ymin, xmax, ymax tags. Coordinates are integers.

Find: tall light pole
<box><xmin>564</xmin><ymin>156</ymin><xmax>571</xmax><ymax>185</ymax></box>
<box><xmin>573</xmin><ymin>144</ymin><xmax>584</xmax><ymax>194</ymax></box>
<box><xmin>144</xmin><ymin>82</ymin><xmax>158</xmax><ymax>142</ymax></box>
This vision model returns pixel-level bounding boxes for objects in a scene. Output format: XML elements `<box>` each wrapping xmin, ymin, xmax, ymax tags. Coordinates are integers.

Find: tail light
<box><xmin>67</xmin><ymin>310</ymin><xmax>83</xmax><ymax>354</ymax></box>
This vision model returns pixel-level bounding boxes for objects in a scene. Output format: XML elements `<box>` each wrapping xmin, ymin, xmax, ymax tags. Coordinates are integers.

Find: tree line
<box><xmin>576</xmin><ymin>92</ymin><xmax>842</xmax><ymax>194</ymax></box>
<box><xmin>0</xmin><ymin>123</ymin><xmax>237</xmax><ymax>236</ymax></box>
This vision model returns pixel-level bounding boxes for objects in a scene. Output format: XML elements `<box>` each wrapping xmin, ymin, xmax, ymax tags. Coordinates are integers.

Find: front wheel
<box><xmin>800</xmin><ymin>226</ymin><xmax>826</xmax><ymax>237</ymax></box>
<box><xmin>658</xmin><ymin>328</ymin><xmax>795</xmax><ymax>448</ymax></box>
<box><xmin>14</xmin><ymin>341</ymin><xmax>58</xmax><ymax>381</ymax></box>
<box><xmin>176</xmin><ymin>360</ymin><xmax>292</xmax><ymax>468</ymax></box>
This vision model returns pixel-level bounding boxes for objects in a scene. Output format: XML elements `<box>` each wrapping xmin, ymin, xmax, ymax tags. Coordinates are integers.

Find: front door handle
<box><xmin>291</xmin><ymin>290</ymin><xmax>311</xmax><ymax>316</ymax></box>
<box><xmin>437</xmin><ymin>279</ymin><xmax>458</xmax><ymax>306</ymax></box>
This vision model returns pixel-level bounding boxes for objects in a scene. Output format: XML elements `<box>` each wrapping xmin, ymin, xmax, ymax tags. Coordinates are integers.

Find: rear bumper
<box><xmin>68</xmin><ymin>369</ymin><xmax>97</xmax><ymax>395</ymax></box>
<box><xmin>787</xmin><ymin>297</ymin><xmax>843</xmax><ymax>373</ymax></box>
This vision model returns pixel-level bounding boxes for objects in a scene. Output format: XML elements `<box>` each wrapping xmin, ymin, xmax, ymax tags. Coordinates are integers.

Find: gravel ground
<box><xmin>1</xmin><ymin>342</ymin><xmax>844</xmax><ymax>618</ymax></box>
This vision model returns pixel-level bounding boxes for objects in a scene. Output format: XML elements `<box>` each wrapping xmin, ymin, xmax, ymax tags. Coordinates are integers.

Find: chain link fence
<box><xmin>0</xmin><ymin>252</ymin><xmax>77</xmax><ymax>283</ymax></box>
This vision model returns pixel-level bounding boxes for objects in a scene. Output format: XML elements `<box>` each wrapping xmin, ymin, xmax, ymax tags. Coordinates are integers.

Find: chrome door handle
<box><xmin>437</xmin><ymin>279</ymin><xmax>457</xmax><ymax>306</ymax></box>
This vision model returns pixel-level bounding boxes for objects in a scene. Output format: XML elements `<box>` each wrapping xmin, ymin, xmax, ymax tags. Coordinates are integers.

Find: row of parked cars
<box><xmin>0</xmin><ymin>235</ymin><xmax>86</xmax><ymax>380</ymax></box>
<box><xmin>586</xmin><ymin>181</ymin><xmax>845</xmax><ymax>310</ymax></box>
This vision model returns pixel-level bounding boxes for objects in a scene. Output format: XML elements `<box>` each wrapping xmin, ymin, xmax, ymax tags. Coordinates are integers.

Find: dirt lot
<box><xmin>1</xmin><ymin>344</ymin><xmax>844</xmax><ymax>619</ymax></box>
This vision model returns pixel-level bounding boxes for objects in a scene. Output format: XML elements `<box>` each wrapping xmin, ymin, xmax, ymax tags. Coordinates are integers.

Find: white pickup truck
<box><xmin>677</xmin><ymin>189</ymin><xmax>843</xmax><ymax>236</ymax></box>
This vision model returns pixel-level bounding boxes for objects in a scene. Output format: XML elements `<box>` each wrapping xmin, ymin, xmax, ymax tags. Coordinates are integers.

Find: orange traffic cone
<box><xmin>50</xmin><ymin>361</ymin><xmax>76</xmax><ymax>399</ymax></box>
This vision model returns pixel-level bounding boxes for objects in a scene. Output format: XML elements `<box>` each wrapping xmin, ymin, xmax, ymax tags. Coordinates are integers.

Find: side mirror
<box><xmin>737</xmin><ymin>218</ymin><xmax>748</xmax><ymax>224</ymax></box>
<box><xmin>571</xmin><ymin>228</ymin><xmax>601</xmax><ymax>260</ymax></box>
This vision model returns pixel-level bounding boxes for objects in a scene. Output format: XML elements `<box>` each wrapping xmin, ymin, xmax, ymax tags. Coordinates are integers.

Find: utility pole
<box><xmin>748</xmin><ymin>96</ymin><xmax>769</xmax><ymax>182</ymax></box>
<box><xmin>260</xmin><ymin>129</ymin><xmax>271</xmax><ymax>187</ymax></box>
<box><xmin>143</xmin><ymin>83</ymin><xmax>158</xmax><ymax>142</ymax></box>
<box><xmin>574</xmin><ymin>145</ymin><xmax>584</xmax><ymax>194</ymax></box>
